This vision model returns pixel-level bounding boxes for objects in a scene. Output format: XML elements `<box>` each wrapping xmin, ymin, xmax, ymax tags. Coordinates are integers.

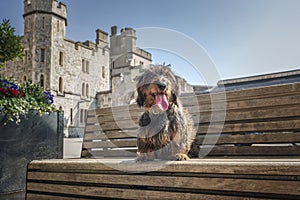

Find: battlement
<box><xmin>111</xmin><ymin>26</ymin><xmax>136</xmax><ymax>38</ymax></box>
<box><xmin>24</xmin><ymin>0</ymin><xmax>67</xmax><ymax>23</ymax></box>
<box><xmin>134</xmin><ymin>47</ymin><xmax>152</xmax><ymax>60</ymax></box>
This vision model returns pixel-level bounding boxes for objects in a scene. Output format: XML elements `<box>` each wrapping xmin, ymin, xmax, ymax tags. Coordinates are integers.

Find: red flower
<box><xmin>0</xmin><ymin>88</ymin><xmax>6</xmax><ymax>94</ymax></box>
<box><xmin>7</xmin><ymin>88</ymin><xmax>19</xmax><ymax>97</ymax></box>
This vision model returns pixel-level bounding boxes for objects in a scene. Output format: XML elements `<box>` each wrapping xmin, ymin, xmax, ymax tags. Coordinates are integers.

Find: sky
<box><xmin>1</xmin><ymin>0</ymin><xmax>300</xmax><ymax>85</ymax></box>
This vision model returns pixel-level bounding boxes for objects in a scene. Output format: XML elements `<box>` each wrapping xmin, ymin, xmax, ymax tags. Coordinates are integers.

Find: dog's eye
<box><xmin>150</xmin><ymin>93</ymin><xmax>156</xmax><ymax>98</ymax></box>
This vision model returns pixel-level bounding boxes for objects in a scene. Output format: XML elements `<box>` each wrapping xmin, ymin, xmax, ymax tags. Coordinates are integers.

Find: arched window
<box><xmin>59</xmin><ymin>77</ymin><xmax>63</xmax><ymax>93</ymax></box>
<box><xmin>86</xmin><ymin>84</ymin><xmax>89</xmax><ymax>97</ymax></box>
<box><xmin>23</xmin><ymin>76</ymin><xmax>27</xmax><ymax>82</ymax></box>
<box><xmin>40</xmin><ymin>74</ymin><xmax>44</xmax><ymax>88</ymax></box>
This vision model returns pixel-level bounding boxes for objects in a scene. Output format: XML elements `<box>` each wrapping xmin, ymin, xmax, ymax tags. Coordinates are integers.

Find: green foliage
<box><xmin>0</xmin><ymin>19</ymin><xmax>24</xmax><ymax>68</ymax></box>
<box><xmin>0</xmin><ymin>77</ymin><xmax>57</xmax><ymax>125</ymax></box>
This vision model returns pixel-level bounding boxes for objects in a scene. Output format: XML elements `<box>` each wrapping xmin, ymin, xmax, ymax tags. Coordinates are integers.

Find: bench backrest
<box><xmin>82</xmin><ymin>82</ymin><xmax>300</xmax><ymax>158</ymax></box>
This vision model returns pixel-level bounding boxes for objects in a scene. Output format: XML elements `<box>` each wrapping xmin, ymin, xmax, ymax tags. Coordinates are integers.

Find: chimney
<box><xmin>111</xmin><ymin>26</ymin><xmax>117</xmax><ymax>36</ymax></box>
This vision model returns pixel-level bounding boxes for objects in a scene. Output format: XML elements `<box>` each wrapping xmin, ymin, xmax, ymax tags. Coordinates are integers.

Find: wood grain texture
<box><xmin>26</xmin><ymin>158</ymin><xmax>300</xmax><ymax>199</ymax></box>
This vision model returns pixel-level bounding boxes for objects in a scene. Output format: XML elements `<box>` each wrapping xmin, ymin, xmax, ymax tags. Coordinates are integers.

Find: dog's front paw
<box><xmin>175</xmin><ymin>153</ymin><xmax>190</xmax><ymax>161</ymax></box>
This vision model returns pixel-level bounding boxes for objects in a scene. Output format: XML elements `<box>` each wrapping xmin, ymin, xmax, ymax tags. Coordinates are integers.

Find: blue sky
<box><xmin>1</xmin><ymin>0</ymin><xmax>300</xmax><ymax>85</ymax></box>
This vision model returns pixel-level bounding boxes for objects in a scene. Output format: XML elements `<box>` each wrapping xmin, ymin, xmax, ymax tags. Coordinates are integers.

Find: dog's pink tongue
<box><xmin>156</xmin><ymin>94</ymin><xmax>169</xmax><ymax>111</ymax></box>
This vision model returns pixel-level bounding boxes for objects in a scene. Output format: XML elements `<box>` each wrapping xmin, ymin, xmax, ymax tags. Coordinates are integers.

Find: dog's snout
<box><xmin>157</xmin><ymin>84</ymin><xmax>166</xmax><ymax>91</ymax></box>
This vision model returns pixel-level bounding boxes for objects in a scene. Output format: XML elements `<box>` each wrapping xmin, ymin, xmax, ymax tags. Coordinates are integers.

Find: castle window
<box><xmin>102</xmin><ymin>66</ymin><xmax>105</xmax><ymax>78</ymax></box>
<box><xmin>40</xmin><ymin>48</ymin><xmax>45</xmax><ymax>62</ymax></box>
<box><xmin>59</xmin><ymin>51</ymin><xmax>63</xmax><ymax>66</ymax></box>
<box><xmin>82</xmin><ymin>59</ymin><xmax>85</xmax><ymax>72</ymax></box>
<box><xmin>139</xmin><ymin>61</ymin><xmax>144</xmax><ymax>65</ymax></box>
<box><xmin>86</xmin><ymin>61</ymin><xmax>89</xmax><ymax>73</ymax></box>
<box><xmin>40</xmin><ymin>74</ymin><xmax>45</xmax><ymax>88</ymax></box>
<box><xmin>86</xmin><ymin>84</ymin><xmax>89</xmax><ymax>97</ymax></box>
<box><xmin>59</xmin><ymin>77</ymin><xmax>63</xmax><ymax>93</ymax></box>
<box><xmin>70</xmin><ymin>108</ymin><xmax>73</xmax><ymax>125</ymax></box>
<box><xmin>42</xmin><ymin>16</ymin><xmax>45</xmax><ymax>29</ymax></box>
<box><xmin>24</xmin><ymin>50</ymin><xmax>28</xmax><ymax>65</ymax></box>
<box><xmin>57</xmin><ymin>20</ymin><xmax>59</xmax><ymax>32</ymax></box>
<box><xmin>81</xmin><ymin>83</ymin><xmax>85</xmax><ymax>97</ymax></box>
<box><xmin>23</xmin><ymin>76</ymin><xmax>27</xmax><ymax>82</ymax></box>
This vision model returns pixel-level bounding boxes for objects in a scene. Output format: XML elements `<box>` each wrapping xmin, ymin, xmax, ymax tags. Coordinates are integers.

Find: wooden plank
<box><xmin>92</xmin><ymin>82</ymin><xmax>300</xmax><ymax>118</ymax></box>
<box><xmin>201</xmin><ymin>82</ymin><xmax>300</xmax><ymax>102</ymax></box>
<box><xmin>26</xmin><ymin>182</ymin><xmax>255</xmax><ymax>200</ymax></box>
<box><xmin>199</xmin><ymin>132</ymin><xmax>300</xmax><ymax>145</ymax></box>
<box><xmin>96</xmin><ymin>94</ymin><xmax>300</xmax><ymax>123</ymax></box>
<box><xmin>27</xmin><ymin>158</ymin><xmax>300</xmax><ymax>175</ymax></box>
<box><xmin>83</xmin><ymin>139</ymin><xmax>137</xmax><ymax>149</ymax></box>
<box><xmin>86</xmin><ymin>115</ymin><xmax>99</xmax><ymax>124</ymax></box>
<box><xmin>84</xmin><ymin>131</ymin><xmax>137</xmax><ymax>140</ymax></box>
<box><xmin>206</xmin><ymin>145</ymin><xmax>300</xmax><ymax>156</ymax></box>
<box><xmin>26</xmin><ymin>194</ymin><xmax>77</xmax><ymax>200</ymax></box>
<box><xmin>84</xmin><ymin>124</ymin><xmax>104</xmax><ymax>132</ymax></box>
<box><xmin>93</xmin><ymin>104</ymin><xmax>300</xmax><ymax>132</ymax></box>
<box><xmin>81</xmin><ymin>149</ymin><xmax>137</xmax><ymax>158</ymax></box>
<box><xmin>195</xmin><ymin>104</ymin><xmax>300</xmax><ymax>124</ymax></box>
<box><xmin>95</xmin><ymin>95</ymin><xmax>300</xmax><ymax>127</ymax></box>
<box><xmin>97</xmin><ymin>119</ymin><xmax>139</xmax><ymax>131</ymax></box>
<box><xmin>183</xmin><ymin>83</ymin><xmax>300</xmax><ymax>105</ymax></box>
<box><xmin>83</xmin><ymin>132</ymin><xmax>107</xmax><ymax>140</ymax></box>
<box><xmin>27</xmin><ymin>171</ymin><xmax>300</xmax><ymax>196</ymax></box>
<box><xmin>196</xmin><ymin>132</ymin><xmax>300</xmax><ymax>145</ymax></box>
<box><xmin>198</xmin><ymin>119</ymin><xmax>300</xmax><ymax>134</ymax></box>
<box><xmin>184</xmin><ymin>94</ymin><xmax>300</xmax><ymax>113</ymax></box>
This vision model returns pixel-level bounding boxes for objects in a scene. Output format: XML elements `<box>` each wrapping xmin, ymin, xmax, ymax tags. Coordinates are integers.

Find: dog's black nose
<box><xmin>157</xmin><ymin>84</ymin><xmax>166</xmax><ymax>91</ymax></box>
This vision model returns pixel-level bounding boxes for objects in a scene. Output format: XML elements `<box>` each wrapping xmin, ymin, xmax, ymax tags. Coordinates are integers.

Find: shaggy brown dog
<box><xmin>136</xmin><ymin>65</ymin><xmax>196</xmax><ymax>161</ymax></box>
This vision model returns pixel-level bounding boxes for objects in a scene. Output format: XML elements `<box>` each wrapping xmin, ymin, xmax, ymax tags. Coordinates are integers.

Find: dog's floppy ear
<box><xmin>172</xmin><ymin>92</ymin><xmax>178</xmax><ymax>106</ymax></box>
<box><xmin>136</xmin><ymin>88</ymin><xmax>145</xmax><ymax>107</ymax></box>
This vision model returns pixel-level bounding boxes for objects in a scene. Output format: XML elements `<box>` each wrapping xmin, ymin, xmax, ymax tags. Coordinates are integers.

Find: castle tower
<box><xmin>23</xmin><ymin>0</ymin><xmax>67</xmax><ymax>89</ymax></box>
<box><xmin>109</xmin><ymin>26</ymin><xmax>151</xmax><ymax>69</ymax></box>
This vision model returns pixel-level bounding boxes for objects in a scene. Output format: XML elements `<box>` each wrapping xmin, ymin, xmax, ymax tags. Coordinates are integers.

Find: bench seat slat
<box><xmin>82</xmin><ymin>139</ymin><xmax>137</xmax><ymax>149</ymax></box>
<box><xmin>196</xmin><ymin>132</ymin><xmax>300</xmax><ymax>145</ymax></box>
<box><xmin>27</xmin><ymin>182</ymin><xmax>254</xmax><ymax>200</ymax></box>
<box><xmin>27</xmin><ymin>171</ymin><xmax>300</xmax><ymax>196</ymax></box>
<box><xmin>26</xmin><ymin>159</ymin><xmax>300</xmax><ymax>199</ymax></box>
<box><xmin>203</xmin><ymin>145</ymin><xmax>300</xmax><ymax>156</ymax></box>
<box><xmin>96</xmin><ymin>94</ymin><xmax>300</xmax><ymax>124</ymax></box>
<box><xmin>81</xmin><ymin>149</ymin><xmax>137</xmax><ymax>158</ymax></box>
<box><xmin>199</xmin><ymin>119</ymin><xmax>300</xmax><ymax>134</ymax></box>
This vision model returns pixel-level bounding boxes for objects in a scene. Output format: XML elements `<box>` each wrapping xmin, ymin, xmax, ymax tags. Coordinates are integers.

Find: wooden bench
<box><xmin>26</xmin><ymin>81</ymin><xmax>300</xmax><ymax>199</ymax></box>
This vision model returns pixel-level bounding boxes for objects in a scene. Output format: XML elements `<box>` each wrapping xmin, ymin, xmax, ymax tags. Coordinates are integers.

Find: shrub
<box><xmin>0</xmin><ymin>77</ymin><xmax>56</xmax><ymax>125</ymax></box>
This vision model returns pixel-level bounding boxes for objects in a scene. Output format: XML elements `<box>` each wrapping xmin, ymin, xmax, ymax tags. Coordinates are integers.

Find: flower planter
<box><xmin>0</xmin><ymin>111</ymin><xmax>64</xmax><ymax>198</ymax></box>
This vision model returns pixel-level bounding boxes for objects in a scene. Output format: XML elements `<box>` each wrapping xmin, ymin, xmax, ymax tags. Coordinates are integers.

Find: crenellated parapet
<box><xmin>24</xmin><ymin>0</ymin><xmax>67</xmax><ymax>25</ymax></box>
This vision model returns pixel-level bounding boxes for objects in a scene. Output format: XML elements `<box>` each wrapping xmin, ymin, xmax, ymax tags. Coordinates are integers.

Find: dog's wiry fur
<box><xmin>136</xmin><ymin>65</ymin><xmax>196</xmax><ymax>161</ymax></box>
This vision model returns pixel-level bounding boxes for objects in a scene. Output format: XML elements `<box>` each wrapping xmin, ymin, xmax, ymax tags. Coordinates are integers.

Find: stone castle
<box><xmin>0</xmin><ymin>0</ymin><xmax>194</xmax><ymax>137</ymax></box>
